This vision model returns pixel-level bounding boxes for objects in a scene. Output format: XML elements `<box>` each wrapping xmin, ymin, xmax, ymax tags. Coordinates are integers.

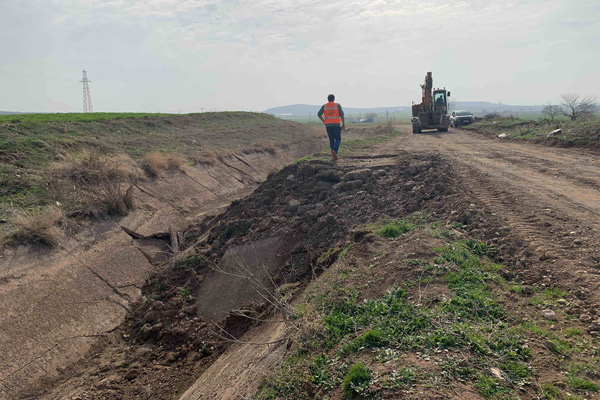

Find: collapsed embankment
<box><xmin>0</xmin><ymin>113</ymin><xmax>324</xmax><ymax>398</ymax></box>
<box><xmin>41</xmin><ymin>133</ymin><xmax>600</xmax><ymax>400</ymax></box>
<box><xmin>40</xmin><ymin>148</ymin><xmax>471</xmax><ymax>399</ymax></box>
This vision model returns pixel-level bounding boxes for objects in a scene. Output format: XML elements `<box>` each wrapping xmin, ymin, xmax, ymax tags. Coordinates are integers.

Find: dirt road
<box><xmin>400</xmin><ymin>128</ymin><xmax>600</xmax><ymax>311</ymax></box>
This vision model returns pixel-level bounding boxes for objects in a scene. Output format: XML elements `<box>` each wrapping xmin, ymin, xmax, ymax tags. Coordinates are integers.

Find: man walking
<box><xmin>318</xmin><ymin>94</ymin><xmax>346</xmax><ymax>160</ymax></box>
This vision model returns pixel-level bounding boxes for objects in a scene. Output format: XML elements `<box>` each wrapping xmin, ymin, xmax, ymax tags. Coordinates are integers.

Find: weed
<box><xmin>177</xmin><ymin>286</ymin><xmax>191</xmax><ymax>300</ymax></box>
<box><xmin>11</xmin><ymin>205</ymin><xmax>62</xmax><ymax>247</ymax></box>
<box><xmin>541</xmin><ymin>383</ymin><xmax>561</xmax><ymax>399</ymax></box>
<box><xmin>359</xmin><ymin>329</ymin><xmax>387</xmax><ymax>348</ymax></box>
<box><xmin>224</xmin><ymin>220</ymin><xmax>251</xmax><ymax>239</ymax></box>
<box><xmin>475</xmin><ymin>374</ymin><xmax>511</xmax><ymax>397</ymax></box>
<box><xmin>257</xmin><ymin>237</ymin><xmax>536</xmax><ymax>399</ymax></box>
<box><xmin>309</xmin><ymin>354</ymin><xmax>334</xmax><ymax>390</ymax></box>
<box><xmin>439</xmin><ymin>358</ymin><xmax>474</xmax><ymax>381</ymax></box>
<box><xmin>167</xmin><ymin>153</ymin><xmax>188</xmax><ymax>170</ymax></box>
<box><xmin>377</xmin><ymin>219</ymin><xmax>415</xmax><ymax>238</ymax></box>
<box><xmin>343</xmin><ymin>363</ymin><xmax>371</xmax><ymax>399</ymax></box>
<box><xmin>510</xmin><ymin>284</ymin><xmax>523</xmax><ymax>293</ymax></box>
<box><xmin>48</xmin><ymin>152</ymin><xmax>137</xmax><ymax>216</ymax></box>
<box><xmin>174</xmin><ymin>255</ymin><xmax>204</xmax><ymax>269</ymax></box>
<box><xmin>387</xmin><ymin>366</ymin><xmax>419</xmax><ymax>388</ymax></box>
<box><xmin>339</xmin><ymin>243</ymin><xmax>354</xmax><ymax>260</ymax></box>
<box><xmin>143</xmin><ymin>152</ymin><xmax>168</xmax><ymax>177</ymax></box>
<box><xmin>318</xmin><ymin>247</ymin><xmax>338</xmax><ymax>265</ymax></box>
<box><xmin>450</xmin><ymin>221</ymin><xmax>463</xmax><ymax>230</ymax></box>
<box><xmin>565</xmin><ymin>328</ymin><xmax>582</xmax><ymax>337</ymax></box>
<box><xmin>568</xmin><ymin>375</ymin><xmax>599</xmax><ymax>392</ymax></box>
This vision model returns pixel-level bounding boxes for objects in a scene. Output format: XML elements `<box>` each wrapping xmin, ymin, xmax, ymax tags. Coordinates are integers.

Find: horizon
<box><xmin>0</xmin><ymin>99</ymin><xmax>557</xmax><ymax>116</ymax></box>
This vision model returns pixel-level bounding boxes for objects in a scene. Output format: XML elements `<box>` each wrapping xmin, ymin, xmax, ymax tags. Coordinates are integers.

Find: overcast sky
<box><xmin>1</xmin><ymin>0</ymin><xmax>598</xmax><ymax>113</ymax></box>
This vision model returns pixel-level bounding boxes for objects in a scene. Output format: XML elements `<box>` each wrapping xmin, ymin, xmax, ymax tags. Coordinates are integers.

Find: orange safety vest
<box><xmin>323</xmin><ymin>102</ymin><xmax>341</xmax><ymax>125</ymax></box>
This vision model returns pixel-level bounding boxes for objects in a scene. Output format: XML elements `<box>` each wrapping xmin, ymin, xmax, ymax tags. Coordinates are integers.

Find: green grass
<box><xmin>343</xmin><ymin>363</ymin><xmax>372</xmax><ymax>399</ymax></box>
<box><xmin>256</xmin><ymin>237</ymin><xmax>534</xmax><ymax>399</ymax></box>
<box><xmin>1</xmin><ymin>112</ymin><xmax>319</xmax><ymax>223</ymax></box>
<box><xmin>463</xmin><ymin>116</ymin><xmax>600</xmax><ymax>148</ymax></box>
<box><xmin>0</xmin><ymin>112</ymin><xmax>171</xmax><ymax>123</ymax></box>
<box><xmin>376</xmin><ymin>218</ymin><xmax>416</xmax><ymax>238</ymax></box>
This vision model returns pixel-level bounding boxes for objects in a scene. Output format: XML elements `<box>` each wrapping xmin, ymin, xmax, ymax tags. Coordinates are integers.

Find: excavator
<box><xmin>411</xmin><ymin>72</ymin><xmax>450</xmax><ymax>133</ymax></box>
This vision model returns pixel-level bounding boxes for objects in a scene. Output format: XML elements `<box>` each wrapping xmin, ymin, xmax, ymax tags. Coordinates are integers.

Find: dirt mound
<box><xmin>40</xmin><ymin>152</ymin><xmax>472</xmax><ymax>399</ymax></box>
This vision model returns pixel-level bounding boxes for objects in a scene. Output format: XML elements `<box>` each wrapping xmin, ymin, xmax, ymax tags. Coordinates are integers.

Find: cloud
<box><xmin>1</xmin><ymin>0</ymin><xmax>598</xmax><ymax>111</ymax></box>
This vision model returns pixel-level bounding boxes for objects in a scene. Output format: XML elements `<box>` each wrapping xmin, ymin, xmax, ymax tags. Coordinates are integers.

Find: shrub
<box><xmin>12</xmin><ymin>206</ymin><xmax>62</xmax><ymax>247</ymax></box>
<box><xmin>143</xmin><ymin>151</ymin><xmax>168</xmax><ymax>177</ymax></box>
<box><xmin>48</xmin><ymin>152</ymin><xmax>138</xmax><ymax>216</ymax></box>
<box><xmin>167</xmin><ymin>153</ymin><xmax>188</xmax><ymax>170</ymax></box>
<box><xmin>343</xmin><ymin>363</ymin><xmax>371</xmax><ymax>399</ymax></box>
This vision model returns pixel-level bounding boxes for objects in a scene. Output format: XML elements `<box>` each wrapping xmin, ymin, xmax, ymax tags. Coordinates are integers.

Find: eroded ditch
<box><xmin>31</xmin><ymin>150</ymin><xmax>600</xmax><ymax>399</ymax></box>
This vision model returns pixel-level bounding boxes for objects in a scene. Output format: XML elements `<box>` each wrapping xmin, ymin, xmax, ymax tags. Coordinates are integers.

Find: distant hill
<box><xmin>0</xmin><ymin>111</ymin><xmax>30</xmax><ymax>115</ymax></box>
<box><xmin>264</xmin><ymin>104</ymin><xmax>411</xmax><ymax>116</ymax></box>
<box><xmin>264</xmin><ymin>102</ymin><xmax>545</xmax><ymax>117</ymax></box>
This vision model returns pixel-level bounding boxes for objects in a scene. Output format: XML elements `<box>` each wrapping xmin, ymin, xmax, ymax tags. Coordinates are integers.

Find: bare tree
<box><xmin>560</xmin><ymin>93</ymin><xmax>597</xmax><ymax>121</ymax></box>
<box><xmin>541</xmin><ymin>104</ymin><xmax>562</xmax><ymax>121</ymax></box>
<box><xmin>364</xmin><ymin>112</ymin><xmax>377</xmax><ymax>120</ymax></box>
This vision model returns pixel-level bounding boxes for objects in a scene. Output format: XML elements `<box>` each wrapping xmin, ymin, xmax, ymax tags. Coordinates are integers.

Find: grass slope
<box><xmin>0</xmin><ymin>112</ymin><xmax>315</xmax><ymax>220</ymax></box>
<box><xmin>256</xmin><ymin>215</ymin><xmax>600</xmax><ymax>400</ymax></box>
<box><xmin>463</xmin><ymin>117</ymin><xmax>600</xmax><ymax>149</ymax></box>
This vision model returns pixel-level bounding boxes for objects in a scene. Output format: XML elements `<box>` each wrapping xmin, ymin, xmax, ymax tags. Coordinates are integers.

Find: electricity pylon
<box><xmin>79</xmin><ymin>69</ymin><xmax>93</xmax><ymax>113</ymax></box>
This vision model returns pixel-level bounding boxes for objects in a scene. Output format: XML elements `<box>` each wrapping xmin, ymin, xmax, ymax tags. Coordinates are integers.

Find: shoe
<box><xmin>331</xmin><ymin>150</ymin><xmax>339</xmax><ymax>160</ymax></box>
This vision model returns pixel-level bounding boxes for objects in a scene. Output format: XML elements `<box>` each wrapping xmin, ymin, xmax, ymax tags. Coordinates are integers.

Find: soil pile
<box><xmin>44</xmin><ymin>152</ymin><xmax>473</xmax><ymax>399</ymax></box>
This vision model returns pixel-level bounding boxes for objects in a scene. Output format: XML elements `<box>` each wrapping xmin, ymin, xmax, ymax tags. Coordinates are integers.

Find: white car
<box><xmin>450</xmin><ymin>110</ymin><xmax>475</xmax><ymax>127</ymax></box>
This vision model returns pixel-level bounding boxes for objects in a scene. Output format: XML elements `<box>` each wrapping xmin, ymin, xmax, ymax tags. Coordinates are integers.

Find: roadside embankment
<box><xmin>462</xmin><ymin>117</ymin><xmax>600</xmax><ymax>150</ymax></box>
<box><xmin>0</xmin><ymin>112</ymin><xmax>324</xmax><ymax>398</ymax></box>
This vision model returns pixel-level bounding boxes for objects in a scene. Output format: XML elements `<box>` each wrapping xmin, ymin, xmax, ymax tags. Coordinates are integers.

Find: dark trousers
<box><xmin>326</xmin><ymin>125</ymin><xmax>342</xmax><ymax>153</ymax></box>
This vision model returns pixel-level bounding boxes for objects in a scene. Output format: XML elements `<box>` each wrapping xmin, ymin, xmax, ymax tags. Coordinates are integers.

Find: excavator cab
<box><xmin>433</xmin><ymin>90</ymin><xmax>448</xmax><ymax>111</ymax></box>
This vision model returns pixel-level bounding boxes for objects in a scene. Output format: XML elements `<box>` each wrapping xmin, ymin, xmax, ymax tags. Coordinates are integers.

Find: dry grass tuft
<box><xmin>143</xmin><ymin>152</ymin><xmax>168</xmax><ymax>177</ymax></box>
<box><xmin>47</xmin><ymin>152</ymin><xmax>139</xmax><ymax>217</ymax></box>
<box><xmin>167</xmin><ymin>153</ymin><xmax>188</xmax><ymax>171</ymax></box>
<box><xmin>13</xmin><ymin>206</ymin><xmax>63</xmax><ymax>247</ymax></box>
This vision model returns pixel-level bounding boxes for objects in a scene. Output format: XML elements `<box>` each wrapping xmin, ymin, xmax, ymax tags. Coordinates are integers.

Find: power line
<box><xmin>79</xmin><ymin>69</ymin><xmax>93</xmax><ymax>113</ymax></box>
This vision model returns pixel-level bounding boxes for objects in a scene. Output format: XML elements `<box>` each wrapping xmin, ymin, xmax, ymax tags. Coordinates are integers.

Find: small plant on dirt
<box><xmin>224</xmin><ymin>220</ymin><xmax>251</xmax><ymax>239</ymax></box>
<box><xmin>177</xmin><ymin>286</ymin><xmax>191</xmax><ymax>300</ymax></box>
<box><xmin>565</xmin><ymin>327</ymin><xmax>582</xmax><ymax>337</ymax></box>
<box><xmin>11</xmin><ymin>205</ymin><xmax>62</xmax><ymax>247</ymax></box>
<box><xmin>387</xmin><ymin>366</ymin><xmax>419</xmax><ymax>389</ymax></box>
<box><xmin>568</xmin><ymin>375</ymin><xmax>599</xmax><ymax>393</ymax></box>
<box><xmin>343</xmin><ymin>363</ymin><xmax>372</xmax><ymax>399</ymax></box>
<box><xmin>541</xmin><ymin>383</ymin><xmax>562</xmax><ymax>399</ymax></box>
<box><xmin>376</xmin><ymin>218</ymin><xmax>415</xmax><ymax>238</ymax></box>
<box><xmin>359</xmin><ymin>329</ymin><xmax>387</xmax><ymax>348</ymax></box>
<box><xmin>318</xmin><ymin>247</ymin><xmax>339</xmax><ymax>265</ymax></box>
<box><xmin>339</xmin><ymin>243</ymin><xmax>354</xmax><ymax>260</ymax></box>
<box><xmin>174</xmin><ymin>255</ymin><xmax>204</xmax><ymax>269</ymax></box>
<box><xmin>475</xmin><ymin>374</ymin><xmax>511</xmax><ymax>397</ymax></box>
<box><xmin>309</xmin><ymin>354</ymin><xmax>335</xmax><ymax>390</ymax></box>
